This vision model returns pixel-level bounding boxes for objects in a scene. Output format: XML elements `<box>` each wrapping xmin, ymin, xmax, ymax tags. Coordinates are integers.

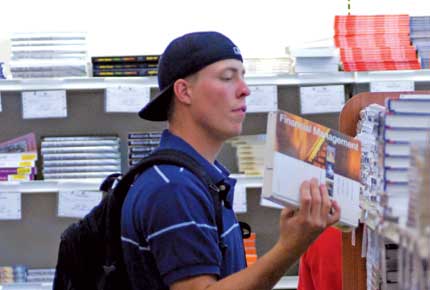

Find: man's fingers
<box><xmin>319</xmin><ymin>183</ymin><xmax>331</xmax><ymax>219</ymax></box>
<box><xmin>327</xmin><ymin>200</ymin><xmax>341</xmax><ymax>226</ymax></box>
<box><xmin>309</xmin><ymin>178</ymin><xmax>321</xmax><ymax>220</ymax></box>
<box><xmin>299</xmin><ymin>180</ymin><xmax>311</xmax><ymax>216</ymax></box>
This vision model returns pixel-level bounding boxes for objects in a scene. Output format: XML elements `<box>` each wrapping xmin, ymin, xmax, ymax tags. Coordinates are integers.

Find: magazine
<box><xmin>262</xmin><ymin>110</ymin><xmax>362</xmax><ymax>227</ymax></box>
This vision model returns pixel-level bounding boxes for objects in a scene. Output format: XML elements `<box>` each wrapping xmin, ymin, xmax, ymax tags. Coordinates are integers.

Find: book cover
<box><xmin>262</xmin><ymin>110</ymin><xmax>361</xmax><ymax>227</ymax></box>
<box><xmin>0</xmin><ymin>133</ymin><xmax>37</xmax><ymax>153</ymax></box>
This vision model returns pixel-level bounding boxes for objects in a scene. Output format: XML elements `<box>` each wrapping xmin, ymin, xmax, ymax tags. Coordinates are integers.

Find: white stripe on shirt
<box><xmin>221</xmin><ymin>223</ymin><xmax>240</xmax><ymax>238</ymax></box>
<box><xmin>121</xmin><ymin>236</ymin><xmax>150</xmax><ymax>251</ymax></box>
<box><xmin>153</xmin><ymin>165</ymin><xmax>170</xmax><ymax>183</ymax></box>
<box><xmin>147</xmin><ymin>221</ymin><xmax>217</xmax><ymax>241</ymax></box>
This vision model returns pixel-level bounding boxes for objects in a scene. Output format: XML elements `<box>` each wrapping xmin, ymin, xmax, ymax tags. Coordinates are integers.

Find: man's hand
<box><xmin>277</xmin><ymin>178</ymin><xmax>341</xmax><ymax>254</ymax></box>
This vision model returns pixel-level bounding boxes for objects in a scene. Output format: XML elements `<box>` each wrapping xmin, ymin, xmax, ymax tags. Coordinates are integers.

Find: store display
<box><xmin>10</xmin><ymin>32</ymin><xmax>88</xmax><ymax>78</ymax></box>
<box><xmin>91</xmin><ymin>54</ymin><xmax>159</xmax><ymax>77</ymax></box>
<box><xmin>41</xmin><ymin>136</ymin><xmax>121</xmax><ymax>181</ymax></box>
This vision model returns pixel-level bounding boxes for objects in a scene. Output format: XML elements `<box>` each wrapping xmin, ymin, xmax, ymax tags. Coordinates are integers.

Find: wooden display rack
<box><xmin>338</xmin><ymin>90</ymin><xmax>430</xmax><ymax>290</ymax></box>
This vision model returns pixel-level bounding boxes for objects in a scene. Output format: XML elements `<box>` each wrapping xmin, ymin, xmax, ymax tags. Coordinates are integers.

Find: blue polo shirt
<box><xmin>121</xmin><ymin>129</ymin><xmax>246</xmax><ymax>289</ymax></box>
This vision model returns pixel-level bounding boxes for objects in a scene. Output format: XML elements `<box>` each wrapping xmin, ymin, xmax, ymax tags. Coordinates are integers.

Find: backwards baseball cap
<box><xmin>138</xmin><ymin>31</ymin><xmax>243</xmax><ymax>121</ymax></box>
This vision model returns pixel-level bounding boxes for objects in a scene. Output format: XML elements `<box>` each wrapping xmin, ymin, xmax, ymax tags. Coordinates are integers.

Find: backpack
<box><xmin>52</xmin><ymin>148</ymin><xmax>232</xmax><ymax>290</ymax></box>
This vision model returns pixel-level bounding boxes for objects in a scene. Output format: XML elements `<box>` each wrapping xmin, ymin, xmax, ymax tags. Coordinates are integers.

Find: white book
<box><xmin>384</xmin><ymin>142</ymin><xmax>410</xmax><ymax>156</ymax></box>
<box><xmin>384</xmin><ymin>156</ymin><xmax>410</xmax><ymax>169</ymax></box>
<box><xmin>262</xmin><ymin>110</ymin><xmax>361</xmax><ymax>227</ymax></box>
<box><xmin>386</xmin><ymin>98</ymin><xmax>430</xmax><ymax>114</ymax></box>
<box><xmin>384</xmin><ymin>128</ymin><xmax>430</xmax><ymax>142</ymax></box>
<box><xmin>385</xmin><ymin>113</ymin><xmax>430</xmax><ymax>128</ymax></box>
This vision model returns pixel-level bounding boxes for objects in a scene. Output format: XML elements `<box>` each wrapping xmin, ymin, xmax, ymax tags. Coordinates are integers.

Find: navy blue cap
<box><xmin>139</xmin><ymin>31</ymin><xmax>243</xmax><ymax>121</ymax></box>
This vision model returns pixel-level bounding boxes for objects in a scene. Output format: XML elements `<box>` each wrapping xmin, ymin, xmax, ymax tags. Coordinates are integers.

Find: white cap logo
<box><xmin>233</xmin><ymin>46</ymin><xmax>241</xmax><ymax>55</ymax></box>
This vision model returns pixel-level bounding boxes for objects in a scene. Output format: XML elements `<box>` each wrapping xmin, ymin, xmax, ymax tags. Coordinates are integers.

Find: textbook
<box><xmin>262</xmin><ymin>110</ymin><xmax>362</xmax><ymax>227</ymax></box>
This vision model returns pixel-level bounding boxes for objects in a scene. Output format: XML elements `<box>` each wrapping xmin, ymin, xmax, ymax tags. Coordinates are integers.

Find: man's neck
<box><xmin>168</xmin><ymin>123</ymin><xmax>223</xmax><ymax>164</ymax></box>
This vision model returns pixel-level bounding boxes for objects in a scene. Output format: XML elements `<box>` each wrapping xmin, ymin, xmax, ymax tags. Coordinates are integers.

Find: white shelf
<box><xmin>0</xmin><ymin>77</ymin><xmax>157</xmax><ymax>91</ymax></box>
<box><xmin>0</xmin><ymin>175</ymin><xmax>263</xmax><ymax>193</ymax></box>
<box><xmin>2</xmin><ymin>69</ymin><xmax>430</xmax><ymax>91</ymax></box>
<box><xmin>0</xmin><ymin>180</ymin><xmax>101</xmax><ymax>193</ymax></box>
<box><xmin>0</xmin><ymin>282</ymin><xmax>52</xmax><ymax>290</ymax></box>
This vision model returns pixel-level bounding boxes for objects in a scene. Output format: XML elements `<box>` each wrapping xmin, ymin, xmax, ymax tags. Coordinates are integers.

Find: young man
<box><xmin>121</xmin><ymin>31</ymin><xmax>341</xmax><ymax>290</ymax></box>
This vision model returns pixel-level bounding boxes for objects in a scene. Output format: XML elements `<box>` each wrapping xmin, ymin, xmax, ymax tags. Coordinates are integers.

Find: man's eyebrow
<box><xmin>223</xmin><ymin>67</ymin><xmax>246</xmax><ymax>75</ymax></box>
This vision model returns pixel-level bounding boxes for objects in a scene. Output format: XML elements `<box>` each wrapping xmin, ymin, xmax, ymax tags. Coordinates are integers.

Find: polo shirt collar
<box><xmin>158</xmin><ymin>129</ymin><xmax>230</xmax><ymax>184</ymax></box>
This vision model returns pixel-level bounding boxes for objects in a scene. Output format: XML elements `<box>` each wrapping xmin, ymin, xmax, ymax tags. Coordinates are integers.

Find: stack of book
<box><xmin>410</xmin><ymin>16</ymin><xmax>430</xmax><ymax>69</ymax></box>
<box><xmin>0</xmin><ymin>266</ymin><xmax>14</xmax><ymax>284</ymax></box>
<box><xmin>0</xmin><ymin>133</ymin><xmax>38</xmax><ymax>181</ymax></box>
<box><xmin>243</xmin><ymin>56</ymin><xmax>294</xmax><ymax>75</ymax></box>
<box><xmin>127</xmin><ymin>132</ymin><xmax>161</xmax><ymax>167</ymax></box>
<box><xmin>0</xmin><ymin>62</ymin><xmax>5</xmax><ymax>79</ymax></box>
<box><xmin>381</xmin><ymin>95</ymin><xmax>430</xmax><ymax>226</ymax></box>
<box><xmin>41</xmin><ymin>136</ymin><xmax>121</xmax><ymax>181</ymax></box>
<box><xmin>227</xmin><ymin>135</ymin><xmax>265</xmax><ymax>176</ymax></box>
<box><xmin>91</xmin><ymin>55</ymin><xmax>159</xmax><ymax>77</ymax></box>
<box><xmin>334</xmin><ymin>15</ymin><xmax>420</xmax><ymax>71</ymax></box>
<box><xmin>291</xmin><ymin>47</ymin><xmax>339</xmax><ymax>73</ymax></box>
<box><xmin>26</xmin><ymin>268</ymin><xmax>55</xmax><ymax>283</ymax></box>
<box><xmin>243</xmin><ymin>232</ymin><xmax>257</xmax><ymax>266</ymax></box>
<box><xmin>9</xmin><ymin>32</ymin><xmax>88</xmax><ymax>78</ymax></box>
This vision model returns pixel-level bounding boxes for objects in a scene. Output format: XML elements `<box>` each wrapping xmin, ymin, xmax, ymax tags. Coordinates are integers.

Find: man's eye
<box><xmin>221</xmin><ymin>75</ymin><xmax>233</xmax><ymax>81</ymax></box>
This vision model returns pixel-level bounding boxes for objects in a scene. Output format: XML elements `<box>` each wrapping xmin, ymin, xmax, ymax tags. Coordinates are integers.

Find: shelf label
<box><xmin>300</xmin><ymin>85</ymin><xmax>345</xmax><ymax>114</ymax></box>
<box><xmin>58</xmin><ymin>190</ymin><xmax>102</xmax><ymax>218</ymax></box>
<box><xmin>22</xmin><ymin>90</ymin><xmax>67</xmax><ymax>119</ymax></box>
<box><xmin>233</xmin><ymin>185</ymin><xmax>247</xmax><ymax>213</ymax></box>
<box><xmin>0</xmin><ymin>192</ymin><xmax>21</xmax><ymax>220</ymax></box>
<box><xmin>246</xmin><ymin>85</ymin><xmax>278</xmax><ymax>113</ymax></box>
<box><xmin>370</xmin><ymin>80</ymin><xmax>414</xmax><ymax>92</ymax></box>
<box><xmin>105</xmin><ymin>86</ymin><xmax>150</xmax><ymax>112</ymax></box>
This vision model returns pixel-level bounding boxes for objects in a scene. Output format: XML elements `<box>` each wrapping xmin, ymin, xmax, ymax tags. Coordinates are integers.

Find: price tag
<box><xmin>370</xmin><ymin>80</ymin><xmax>414</xmax><ymax>92</ymax></box>
<box><xmin>300</xmin><ymin>85</ymin><xmax>345</xmax><ymax>114</ymax></box>
<box><xmin>22</xmin><ymin>90</ymin><xmax>67</xmax><ymax>119</ymax></box>
<box><xmin>0</xmin><ymin>192</ymin><xmax>21</xmax><ymax>220</ymax></box>
<box><xmin>58</xmin><ymin>191</ymin><xmax>103</xmax><ymax>218</ymax></box>
<box><xmin>246</xmin><ymin>85</ymin><xmax>277</xmax><ymax>113</ymax></box>
<box><xmin>105</xmin><ymin>86</ymin><xmax>150</xmax><ymax>112</ymax></box>
<box><xmin>233</xmin><ymin>185</ymin><xmax>247</xmax><ymax>213</ymax></box>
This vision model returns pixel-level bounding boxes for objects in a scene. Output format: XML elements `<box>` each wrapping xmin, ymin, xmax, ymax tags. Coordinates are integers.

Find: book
<box><xmin>93</xmin><ymin>63</ymin><xmax>158</xmax><ymax>70</ymax></box>
<box><xmin>91</xmin><ymin>55</ymin><xmax>160</xmax><ymax>64</ymax></box>
<box><xmin>385</xmin><ymin>113</ymin><xmax>430</xmax><ymax>128</ymax></box>
<box><xmin>262</xmin><ymin>110</ymin><xmax>361</xmax><ymax>227</ymax></box>
<box><xmin>0</xmin><ymin>133</ymin><xmax>37</xmax><ymax>153</ymax></box>
<box><xmin>386</xmin><ymin>98</ymin><xmax>430</xmax><ymax>113</ymax></box>
<box><xmin>93</xmin><ymin>68</ymin><xmax>158</xmax><ymax>77</ymax></box>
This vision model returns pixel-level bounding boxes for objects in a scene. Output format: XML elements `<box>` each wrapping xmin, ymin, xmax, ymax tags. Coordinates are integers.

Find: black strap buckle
<box><xmin>239</xmin><ymin>222</ymin><xmax>251</xmax><ymax>239</ymax></box>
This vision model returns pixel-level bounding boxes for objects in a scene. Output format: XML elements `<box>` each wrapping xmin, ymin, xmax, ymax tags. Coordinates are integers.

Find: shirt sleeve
<box><xmin>140</xmin><ymin>181</ymin><xmax>222</xmax><ymax>286</ymax></box>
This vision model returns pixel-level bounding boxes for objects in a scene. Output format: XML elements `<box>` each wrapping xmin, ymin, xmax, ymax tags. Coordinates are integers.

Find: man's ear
<box><xmin>173</xmin><ymin>79</ymin><xmax>192</xmax><ymax>105</ymax></box>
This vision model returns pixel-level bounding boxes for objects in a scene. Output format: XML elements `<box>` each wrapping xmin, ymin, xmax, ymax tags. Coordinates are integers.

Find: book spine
<box><xmin>93</xmin><ymin>63</ymin><xmax>158</xmax><ymax>70</ymax></box>
<box><xmin>91</xmin><ymin>55</ymin><xmax>160</xmax><ymax>64</ymax></box>
<box><xmin>93</xmin><ymin>68</ymin><xmax>158</xmax><ymax>77</ymax></box>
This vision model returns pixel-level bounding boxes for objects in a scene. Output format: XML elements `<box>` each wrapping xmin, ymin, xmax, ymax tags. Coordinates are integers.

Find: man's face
<box><xmin>186</xmin><ymin>59</ymin><xmax>250</xmax><ymax>141</ymax></box>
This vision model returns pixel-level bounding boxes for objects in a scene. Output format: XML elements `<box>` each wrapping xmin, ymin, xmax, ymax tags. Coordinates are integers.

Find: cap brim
<box><xmin>138</xmin><ymin>84</ymin><xmax>173</xmax><ymax>121</ymax></box>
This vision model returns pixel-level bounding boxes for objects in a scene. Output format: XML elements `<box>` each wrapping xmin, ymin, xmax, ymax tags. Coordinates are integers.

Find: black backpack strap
<box><xmin>110</xmin><ymin>149</ymin><xmax>227</xmax><ymax>255</ymax></box>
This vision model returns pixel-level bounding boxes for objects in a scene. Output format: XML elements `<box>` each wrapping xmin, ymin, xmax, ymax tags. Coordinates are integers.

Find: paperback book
<box><xmin>262</xmin><ymin>110</ymin><xmax>362</xmax><ymax>227</ymax></box>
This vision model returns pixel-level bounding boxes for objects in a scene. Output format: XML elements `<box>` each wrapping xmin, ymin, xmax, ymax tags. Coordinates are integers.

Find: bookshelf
<box><xmin>339</xmin><ymin>90</ymin><xmax>430</xmax><ymax>290</ymax></box>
